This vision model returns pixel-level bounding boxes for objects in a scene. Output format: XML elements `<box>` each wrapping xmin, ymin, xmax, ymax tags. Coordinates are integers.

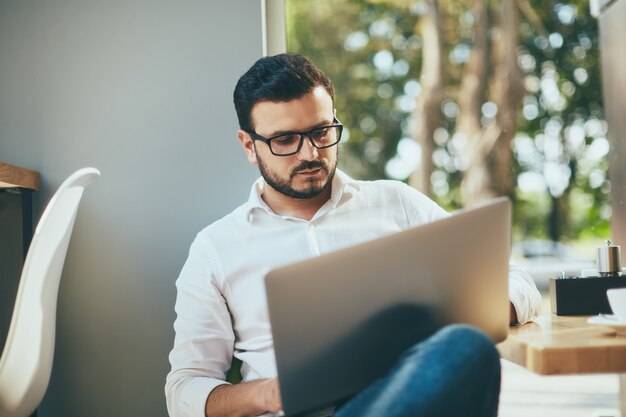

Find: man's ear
<box><xmin>238</xmin><ymin>130</ymin><xmax>258</xmax><ymax>166</ymax></box>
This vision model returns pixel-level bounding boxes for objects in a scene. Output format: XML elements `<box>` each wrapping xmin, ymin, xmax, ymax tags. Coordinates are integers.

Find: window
<box><xmin>286</xmin><ymin>0</ymin><xmax>609</xmax><ymax>285</ymax></box>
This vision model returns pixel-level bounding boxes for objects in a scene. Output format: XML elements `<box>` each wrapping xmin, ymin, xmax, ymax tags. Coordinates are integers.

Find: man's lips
<box><xmin>291</xmin><ymin>162</ymin><xmax>327</xmax><ymax>179</ymax></box>
<box><xmin>297</xmin><ymin>168</ymin><xmax>322</xmax><ymax>175</ymax></box>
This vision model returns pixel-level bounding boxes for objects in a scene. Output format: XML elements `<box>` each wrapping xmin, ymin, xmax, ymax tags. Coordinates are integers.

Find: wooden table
<box><xmin>498</xmin><ymin>311</ymin><xmax>626</xmax><ymax>412</ymax></box>
<box><xmin>0</xmin><ymin>162</ymin><xmax>40</xmax><ymax>190</ymax></box>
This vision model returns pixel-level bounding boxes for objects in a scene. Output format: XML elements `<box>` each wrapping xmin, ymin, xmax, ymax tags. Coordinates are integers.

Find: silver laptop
<box><xmin>264</xmin><ymin>197</ymin><xmax>511</xmax><ymax>417</ymax></box>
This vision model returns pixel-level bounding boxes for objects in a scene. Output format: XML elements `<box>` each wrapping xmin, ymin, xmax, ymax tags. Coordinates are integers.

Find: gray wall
<box><xmin>0</xmin><ymin>1</ymin><xmax>261</xmax><ymax>416</ymax></box>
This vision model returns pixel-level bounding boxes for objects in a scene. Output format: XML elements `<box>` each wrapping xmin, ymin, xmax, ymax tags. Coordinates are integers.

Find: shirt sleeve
<box><xmin>165</xmin><ymin>235</ymin><xmax>234</xmax><ymax>417</ymax></box>
<box><xmin>396</xmin><ymin>182</ymin><xmax>542</xmax><ymax>325</ymax></box>
<box><xmin>395</xmin><ymin>182</ymin><xmax>449</xmax><ymax>226</ymax></box>
<box><xmin>508</xmin><ymin>262</ymin><xmax>542</xmax><ymax>324</ymax></box>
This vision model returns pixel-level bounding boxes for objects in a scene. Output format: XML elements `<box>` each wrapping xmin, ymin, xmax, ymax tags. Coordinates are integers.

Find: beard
<box><xmin>256</xmin><ymin>148</ymin><xmax>338</xmax><ymax>200</ymax></box>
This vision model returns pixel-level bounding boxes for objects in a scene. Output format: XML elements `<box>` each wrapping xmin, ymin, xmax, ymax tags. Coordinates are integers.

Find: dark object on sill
<box><xmin>550</xmin><ymin>275</ymin><xmax>626</xmax><ymax>315</ymax></box>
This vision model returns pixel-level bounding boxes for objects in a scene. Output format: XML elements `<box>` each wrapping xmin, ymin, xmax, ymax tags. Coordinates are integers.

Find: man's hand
<box><xmin>509</xmin><ymin>302</ymin><xmax>518</xmax><ymax>326</ymax></box>
<box><xmin>206</xmin><ymin>377</ymin><xmax>282</xmax><ymax>417</ymax></box>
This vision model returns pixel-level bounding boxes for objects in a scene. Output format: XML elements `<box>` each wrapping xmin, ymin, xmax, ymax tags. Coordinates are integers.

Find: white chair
<box><xmin>0</xmin><ymin>167</ymin><xmax>100</xmax><ymax>417</ymax></box>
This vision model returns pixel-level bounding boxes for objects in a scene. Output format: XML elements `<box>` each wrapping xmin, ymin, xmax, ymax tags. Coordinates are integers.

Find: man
<box><xmin>166</xmin><ymin>54</ymin><xmax>542</xmax><ymax>417</ymax></box>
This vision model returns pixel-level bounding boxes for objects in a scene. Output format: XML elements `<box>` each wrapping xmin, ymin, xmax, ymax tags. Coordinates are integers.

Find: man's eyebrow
<box><xmin>268</xmin><ymin>119</ymin><xmax>334</xmax><ymax>137</ymax></box>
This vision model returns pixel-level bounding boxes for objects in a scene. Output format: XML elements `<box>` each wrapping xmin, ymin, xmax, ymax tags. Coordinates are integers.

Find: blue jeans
<box><xmin>333</xmin><ymin>324</ymin><xmax>501</xmax><ymax>417</ymax></box>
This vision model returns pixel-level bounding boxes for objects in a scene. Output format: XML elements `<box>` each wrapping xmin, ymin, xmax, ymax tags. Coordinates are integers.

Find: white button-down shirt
<box><xmin>165</xmin><ymin>170</ymin><xmax>541</xmax><ymax>417</ymax></box>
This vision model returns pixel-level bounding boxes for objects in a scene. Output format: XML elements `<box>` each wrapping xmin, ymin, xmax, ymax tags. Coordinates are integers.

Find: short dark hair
<box><xmin>233</xmin><ymin>54</ymin><xmax>335</xmax><ymax>132</ymax></box>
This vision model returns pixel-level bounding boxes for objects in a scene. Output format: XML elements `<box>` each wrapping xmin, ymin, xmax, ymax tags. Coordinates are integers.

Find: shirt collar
<box><xmin>244</xmin><ymin>169</ymin><xmax>360</xmax><ymax>223</ymax></box>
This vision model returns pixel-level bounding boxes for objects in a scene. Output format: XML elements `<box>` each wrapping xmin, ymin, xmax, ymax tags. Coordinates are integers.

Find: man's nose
<box><xmin>297</xmin><ymin>136</ymin><xmax>319</xmax><ymax>161</ymax></box>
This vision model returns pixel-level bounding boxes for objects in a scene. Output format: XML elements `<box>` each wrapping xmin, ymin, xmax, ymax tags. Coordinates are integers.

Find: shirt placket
<box><xmin>307</xmin><ymin>221</ymin><xmax>321</xmax><ymax>256</ymax></box>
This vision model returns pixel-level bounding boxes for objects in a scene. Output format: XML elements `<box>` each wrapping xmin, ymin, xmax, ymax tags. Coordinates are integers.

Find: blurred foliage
<box><xmin>286</xmin><ymin>0</ymin><xmax>610</xmax><ymax>243</ymax></box>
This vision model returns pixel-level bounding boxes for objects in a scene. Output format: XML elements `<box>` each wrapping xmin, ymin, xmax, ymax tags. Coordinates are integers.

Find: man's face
<box><xmin>239</xmin><ymin>87</ymin><xmax>338</xmax><ymax>199</ymax></box>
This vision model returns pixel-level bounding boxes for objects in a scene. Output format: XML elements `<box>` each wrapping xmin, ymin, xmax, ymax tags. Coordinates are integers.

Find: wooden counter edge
<box><xmin>497</xmin><ymin>320</ymin><xmax>626</xmax><ymax>375</ymax></box>
<box><xmin>0</xmin><ymin>161</ymin><xmax>40</xmax><ymax>190</ymax></box>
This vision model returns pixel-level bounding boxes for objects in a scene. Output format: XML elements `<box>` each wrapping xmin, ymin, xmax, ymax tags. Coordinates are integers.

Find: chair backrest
<box><xmin>0</xmin><ymin>167</ymin><xmax>100</xmax><ymax>417</ymax></box>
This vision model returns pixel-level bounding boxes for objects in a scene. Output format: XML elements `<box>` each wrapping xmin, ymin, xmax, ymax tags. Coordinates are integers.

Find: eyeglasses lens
<box><xmin>270</xmin><ymin>126</ymin><xmax>342</xmax><ymax>155</ymax></box>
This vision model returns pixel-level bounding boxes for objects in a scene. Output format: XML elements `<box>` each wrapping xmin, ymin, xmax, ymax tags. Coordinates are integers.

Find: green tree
<box><xmin>286</xmin><ymin>0</ymin><xmax>609</xmax><ymax>243</ymax></box>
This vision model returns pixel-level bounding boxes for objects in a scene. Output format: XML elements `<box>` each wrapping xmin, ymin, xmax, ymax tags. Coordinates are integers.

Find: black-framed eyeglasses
<box><xmin>247</xmin><ymin>117</ymin><xmax>344</xmax><ymax>156</ymax></box>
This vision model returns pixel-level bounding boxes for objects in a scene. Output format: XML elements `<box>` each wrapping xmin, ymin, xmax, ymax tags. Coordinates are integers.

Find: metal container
<box><xmin>597</xmin><ymin>240</ymin><xmax>622</xmax><ymax>277</ymax></box>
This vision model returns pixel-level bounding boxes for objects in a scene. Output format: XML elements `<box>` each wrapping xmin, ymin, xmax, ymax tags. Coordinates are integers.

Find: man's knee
<box><xmin>434</xmin><ymin>324</ymin><xmax>501</xmax><ymax>380</ymax></box>
<box><xmin>385</xmin><ymin>324</ymin><xmax>501</xmax><ymax>410</ymax></box>
<box><xmin>403</xmin><ymin>324</ymin><xmax>500</xmax><ymax>368</ymax></box>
